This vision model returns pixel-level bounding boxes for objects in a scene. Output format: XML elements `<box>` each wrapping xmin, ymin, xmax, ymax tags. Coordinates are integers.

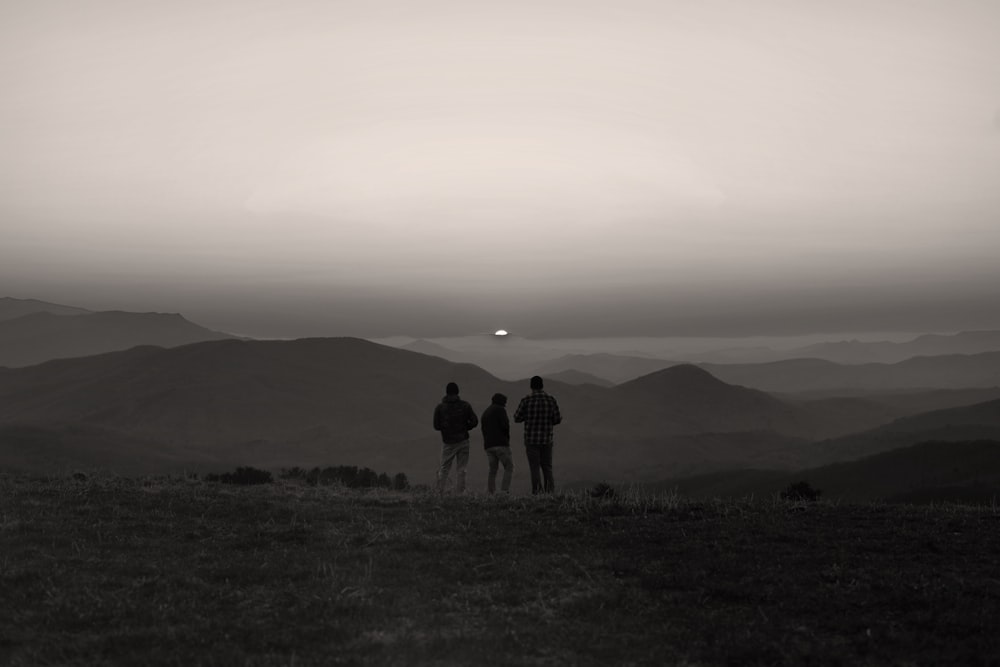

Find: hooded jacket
<box><xmin>433</xmin><ymin>394</ymin><xmax>479</xmax><ymax>444</ymax></box>
<box><xmin>480</xmin><ymin>393</ymin><xmax>510</xmax><ymax>449</ymax></box>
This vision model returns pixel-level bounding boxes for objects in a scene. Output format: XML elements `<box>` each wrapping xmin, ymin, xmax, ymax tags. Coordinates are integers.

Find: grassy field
<box><xmin>2</xmin><ymin>475</ymin><xmax>1000</xmax><ymax>666</ymax></box>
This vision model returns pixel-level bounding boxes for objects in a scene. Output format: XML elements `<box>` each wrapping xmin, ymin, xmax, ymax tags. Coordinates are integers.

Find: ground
<box><xmin>2</xmin><ymin>475</ymin><xmax>999</xmax><ymax>666</ymax></box>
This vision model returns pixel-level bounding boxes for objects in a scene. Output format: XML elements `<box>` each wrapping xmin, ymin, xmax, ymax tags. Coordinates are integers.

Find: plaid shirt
<box><xmin>513</xmin><ymin>390</ymin><xmax>562</xmax><ymax>447</ymax></box>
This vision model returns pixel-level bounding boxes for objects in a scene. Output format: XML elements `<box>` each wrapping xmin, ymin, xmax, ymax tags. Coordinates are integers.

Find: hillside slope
<box><xmin>663</xmin><ymin>439</ymin><xmax>1000</xmax><ymax>504</ymax></box>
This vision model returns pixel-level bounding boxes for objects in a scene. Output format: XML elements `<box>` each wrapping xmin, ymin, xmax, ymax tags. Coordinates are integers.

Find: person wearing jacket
<box><xmin>432</xmin><ymin>382</ymin><xmax>478</xmax><ymax>493</ymax></box>
<box><xmin>480</xmin><ymin>393</ymin><xmax>513</xmax><ymax>494</ymax></box>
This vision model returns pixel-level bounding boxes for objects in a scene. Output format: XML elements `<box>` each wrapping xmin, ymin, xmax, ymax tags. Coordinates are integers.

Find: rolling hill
<box><xmin>0</xmin><ymin>338</ymin><xmax>907</xmax><ymax>481</ymax></box>
<box><xmin>0</xmin><ymin>310</ymin><xmax>236</xmax><ymax>367</ymax></box>
<box><xmin>536</xmin><ymin>353</ymin><xmax>678</xmax><ymax>384</ymax></box>
<box><xmin>2</xmin><ymin>338</ymin><xmax>997</xmax><ymax>483</ymax></box>
<box><xmin>812</xmin><ymin>399</ymin><xmax>1000</xmax><ymax>464</ymax></box>
<box><xmin>655</xmin><ymin>439</ymin><xmax>1000</xmax><ymax>504</ymax></box>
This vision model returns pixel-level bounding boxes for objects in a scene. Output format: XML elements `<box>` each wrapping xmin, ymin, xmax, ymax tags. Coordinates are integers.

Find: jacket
<box><xmin>480</xmin><ymin>393</ymin><xmax>510</xmax><ymax>449</ymax></box>
<box><xmin>433</xmin><ymin>395</ymin><xmax>479</xmax><ymax>444</ymax></box>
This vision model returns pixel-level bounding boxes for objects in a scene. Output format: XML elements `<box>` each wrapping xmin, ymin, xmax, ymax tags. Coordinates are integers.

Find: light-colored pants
<box><xmin>485</xmin><ymin>446</ymin><xmax>514</xmax><ymax>494</ymax></box>
<box><xmin>437</xmin><ymin>440</ymin><xmax>470</xmax><ymax>493</ymax></box>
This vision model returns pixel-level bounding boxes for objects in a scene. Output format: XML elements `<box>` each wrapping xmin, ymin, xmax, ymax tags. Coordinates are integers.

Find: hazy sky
<box><xmin>2</xmin><ymin>0</ymin><xmax>999</xmax><ymax>338</ymax></box>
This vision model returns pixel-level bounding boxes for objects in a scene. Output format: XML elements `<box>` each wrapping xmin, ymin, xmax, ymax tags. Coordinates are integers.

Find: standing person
<box><xmin>432</xmin><ymin>382</ymin><xmax>478</xmax><ymax>493</ymax></box>
<box><xmin>513</xmin><ymin>376</ymin><xmax>562</xmax><ymax>494</ymax></box>
<box><xmin>480</xmin><ymin>393</ymin><xmax>514</xmax><ymax>494</ymax></box>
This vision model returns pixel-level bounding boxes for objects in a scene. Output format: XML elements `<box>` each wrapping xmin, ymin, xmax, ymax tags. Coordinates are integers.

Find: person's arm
<box><xmin>513</xmin><ymin>398</ymin><xmax>525</xmax><ymax>423</ymax></box>
<box><xmin>501</xmin><ymin>410</ymin><xmax>510</xmax><ymax>439</ymax></box>
<box><xmin>551</xmin><ymin>397</ymin><xmax>562</xmax><ymax>426</ymax></box>
<box><xmin>466</xmin><ymin>403</ymin><xmax>479</xmax><ymax>430</ymax></box>
<box><xmin>433</xmin><ymin>404</ymin><xmax>442</xmax><ymax>431</ymax></box>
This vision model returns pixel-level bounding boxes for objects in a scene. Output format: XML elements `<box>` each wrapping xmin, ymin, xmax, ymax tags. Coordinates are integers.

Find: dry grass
<box><xmin>2</xmin><ymin>474</ymin><xmax>1000</xmax><ymax>665</ymax></box>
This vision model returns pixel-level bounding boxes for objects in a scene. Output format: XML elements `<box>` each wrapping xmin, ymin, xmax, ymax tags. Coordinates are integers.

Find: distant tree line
<box><xmin>203</xmin><ymin>465</ymin><xmax>409</xmax><ymax>490</ymax></box>
<box><xmin>280</xmin><ymin>465</ymin><xmax>409</xmax><ymax>490</ymax></box>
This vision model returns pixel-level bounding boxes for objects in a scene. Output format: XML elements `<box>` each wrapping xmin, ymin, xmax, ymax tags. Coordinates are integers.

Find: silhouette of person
<box><xmin>480</xmin><ymin>393</ymin><xmax>514</xmax><ymax>494</ymax></box>
<box><xmin>432</xmin><ymin>382</ymin><xmax>478</xmax><ymax>493</ymax></box>
<box><xmin>513</xmin><ymin>376</ymin><xmax>562</xmax><ymax>494</ymax></box>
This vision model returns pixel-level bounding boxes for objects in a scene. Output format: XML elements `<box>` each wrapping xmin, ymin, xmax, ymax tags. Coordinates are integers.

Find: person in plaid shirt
<box><xmin>513</xmin><ymin>375</ymin><xmax>562</xmax><ymax>494</ymax></box>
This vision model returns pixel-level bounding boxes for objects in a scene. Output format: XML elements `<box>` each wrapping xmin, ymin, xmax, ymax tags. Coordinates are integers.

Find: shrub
<box><xmin>206</xmin><ymin>466</ymin><xmax>273</xmax><ymax>485</ymax></box>
<box><xmin>301</xmin><ymin>465</ymin><xmax>406</xmax><ymax>489</ymax></box>
<box><xmin>781</xmin><ymin>481</ymin><xmax>821</xmax><ymax>502</ymax></box>
<box><xmin>590</xmin><ymin>482</ymin><xmax>616</xmax><ymax>499</ymax></box>
<box><xmin>392</xmin><ymin>473</ymin><xmax>410</xmax><ymax>491</ymax></box>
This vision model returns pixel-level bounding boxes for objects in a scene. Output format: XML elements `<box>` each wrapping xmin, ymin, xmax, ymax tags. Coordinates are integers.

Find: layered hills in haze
<box><xmin>380</xmin><ymin>330</ymin><xmax>1000</xmax><ymax>386</ymax></box>
<box><xmin>0</xmin><ymin>298</ymin><xmax>235</xmax><ymax>367</ymax></box>
<box><xmin>701</xmin><ymin>353</ymin><xmax>1000</xmax><ymax>394</ymax></box>
<box><xmin>2</xmin><ymin>296</ymin><xmax>998</xmax><ymax>495</ymax></box>
<box><xmin>2</xmin><ymin>335</ymin><xmax>997</xmax><ymax>486</ymax></box>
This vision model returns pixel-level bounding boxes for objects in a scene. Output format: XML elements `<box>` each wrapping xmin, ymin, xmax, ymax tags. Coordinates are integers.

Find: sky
<box><xmin>2</xmin><ymin>0</ymin><xmax>999</xmax><ymax>338</ymax></box>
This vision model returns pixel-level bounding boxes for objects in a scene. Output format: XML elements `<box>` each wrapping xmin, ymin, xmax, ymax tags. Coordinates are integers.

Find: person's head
<box><xmin>446</xmin><ymin>382</ymin><xmax>460</xmax><ymax>396</ymax></box>
<box><xmin>492</xmin><ymin>392</ymin><xmax>507</xmax><ymax>406</ymax></box>
<box><xmin>530</xmin><ymin>376</ymin><xmax>544</xmax><ymax>390</ymax></box>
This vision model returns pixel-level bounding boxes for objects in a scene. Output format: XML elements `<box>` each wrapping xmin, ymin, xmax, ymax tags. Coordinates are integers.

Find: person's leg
<box><xmin>437</xmin><ymin>442</ymin><xmax>457</xmax><ymax>492</ymax></box>
<box><xmin>540</xmin><ymin>443</ymin><xmax>554</xmax><ymax>493</ymax></box>
<box><xmin>455</xmin><ymin>441</ymin><xmax>470</xmax><ymax>493</ymax></box>
<box><xmin>486</xmin><ymin>447</ymin><xmax>500</xmax><ymax>494</ymax></box>
<box><xmin>524</xmin><ymin>446</ymin><xmax>542</xmax><ymax>494</ymax></box>
<box><xmin>499</xmin><ymin>446</ymin><xmax>514</xmax><ymax>493</ymax></box>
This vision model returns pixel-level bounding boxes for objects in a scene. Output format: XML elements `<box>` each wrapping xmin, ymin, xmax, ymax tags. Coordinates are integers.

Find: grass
<box><xmin>2</xmin><ymin>475</ymin><xmax>1000</xmax><ymax>666</ymax></box>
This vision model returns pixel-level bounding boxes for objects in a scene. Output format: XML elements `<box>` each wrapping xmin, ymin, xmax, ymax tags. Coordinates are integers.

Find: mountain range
<box><xmin>381</xmin><ymin>330</ymin><xmax>1000</xmax><ymax>382</ymax></box>
<box><xmin>2</xmin><ymin>335</ymin><xmax>997</xmax><ymax>485</ymax></box>
<box><xmin>0</xmin><ymin>301</ymin><xmax>235</xmax><ymax>368</ymax></box>
<box><xmin>683</xmin><ymin>331</ymin><xmax>1000</xmax><ymax>365</ymax></box>
<box><xmin>2</xmin><ymin>296</ymin><xmax>999</xmax><ymax>492</ymax></box>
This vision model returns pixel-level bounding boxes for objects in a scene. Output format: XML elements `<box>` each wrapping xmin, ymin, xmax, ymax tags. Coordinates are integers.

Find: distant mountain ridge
<box><xmin>684</xmin><ymin>330</ymin><xmax>1000</xmax><ymax>365</ymax></box>
<box><xmin>545</xmin><ymin>369</ymin><xmax>615</xmax><ymax>387</ymax></box>
<box><xmin>537</xmin><ymin>353</ymin><xmax>677</xmax><ymax>384</ymax></box>
<box><xmin>0</xmin><ymin>297</ymin><xmax>92</xmax><ymax>321</ymax></box>
<box><xmin>0</xmin><ymin>338</ymin><xmax>929</xmax><ymax>479</ymax></box>
<box><xmin>788</xmin><ymin>331</ymin><xmax>1000</xmax><ymax>364</ymax></box>
<box><xmin>0</xmin><ymin>307</ymin><xmax>236</xmax><ymax>368</ymax></box>
<box><xmin>701</xmin><ymin>352</ymin><xmax>1000</xmax><ymax>393</ymax></box>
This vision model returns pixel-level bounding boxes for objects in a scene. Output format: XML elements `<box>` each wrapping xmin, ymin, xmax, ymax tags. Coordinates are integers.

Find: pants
<box><xmin>437</xmin><ymin>440</ymin><xmax>470</xmax><ymax>493</ymax></box>
<box><xmin>485</xmin><ymin>446</ymin><xmax>514</xmax><ymax>493</ymax></box>
<box><xmin>525</xmin><ymin>444</ymin><xmax>554</xmax><ymax>494</ymax></box>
